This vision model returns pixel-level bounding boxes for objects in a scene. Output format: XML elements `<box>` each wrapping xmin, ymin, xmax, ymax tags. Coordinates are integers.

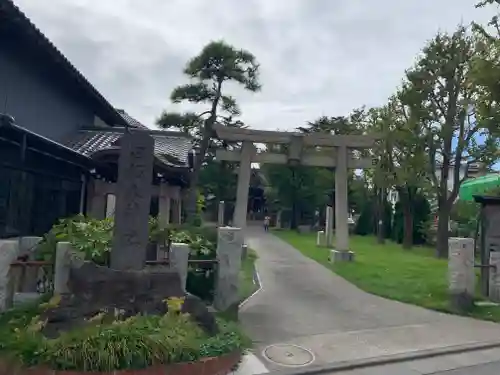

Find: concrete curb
<box><xmin>266</xmin><ymin>340</ymin><xmax>500</xmax><ymax>375</ymax></box>
<box><xmin>239</xmin><ymin>257</ymin><xmax>263</xmax><ymax>310</ymax></box>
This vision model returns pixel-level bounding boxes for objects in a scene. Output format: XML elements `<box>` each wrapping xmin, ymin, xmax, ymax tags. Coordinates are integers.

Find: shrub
<box><xmin>0</xmin><ymin>298</ymin><xmax>249</xmax><ymax>372</ymax></box>
<box><xmin>36</xmin><ymin>215</ymin><xmax>114</xmax><ymax>265</ymax></box>
<box><xmin>37</xmin><ymin>217</ymin><xmax>220</xmax><ymax>302</ymax></box>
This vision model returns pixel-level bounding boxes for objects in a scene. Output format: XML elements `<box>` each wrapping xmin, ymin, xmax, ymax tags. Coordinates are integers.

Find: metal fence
<box><xmin>0</xmin><ymin>164</ymin><xmax>82</xmax><ymax>238</ymax></box>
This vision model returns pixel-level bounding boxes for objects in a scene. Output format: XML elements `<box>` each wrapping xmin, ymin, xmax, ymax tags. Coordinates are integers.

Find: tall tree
<box><xmin>364</xmin><ymin>107</ymin><xmax>393</xmax><ymax>244</ymax></box>
<box><xmin>157</xmin><ymin>41</ymin><xmax>261</xmax><ymax>221</ymax></box>
<box><xmin>402</xmin><ymin>27</ymin><xmax>499</xmax><ymax>258</ymax></box>
<box><xmin>383</xmin><ymin>93</ymin><xmax>430</xmax><ymax>249</ymax></box>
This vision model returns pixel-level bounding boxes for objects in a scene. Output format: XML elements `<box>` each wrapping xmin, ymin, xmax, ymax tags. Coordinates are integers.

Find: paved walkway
<box><xmin>239</xmin><ymin>227</ymin><xmax>500</xmax><ymax>373</ymax></box>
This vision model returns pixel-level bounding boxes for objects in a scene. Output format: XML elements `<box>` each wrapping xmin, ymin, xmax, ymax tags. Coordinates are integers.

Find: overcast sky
<box><xmin>15</xmin><ymin>0</ymin><xmax>493</xmax><ymax>130</ymax></box>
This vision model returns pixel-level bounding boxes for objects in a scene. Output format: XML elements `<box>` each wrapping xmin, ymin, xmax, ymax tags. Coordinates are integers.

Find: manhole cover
<box><xmin>263</xmin><ymin>344</ymin><xmax>315</xmax><ymax>367</ymax></box>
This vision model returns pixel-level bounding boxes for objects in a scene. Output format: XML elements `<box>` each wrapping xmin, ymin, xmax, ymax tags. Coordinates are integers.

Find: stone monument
<box><xmin>214</xmin><ymin>227</ymin><xmax>244</xmax><ymax>313</ymax></box>
<box><xmin>448</xmin><ymin>237</ymin><xmax>475</xmax><ymax>311</ymax></box>
<box><xmin>110</xmin><ymin>131</ymin><xmax>155</xmax><ymax>270</ymax></box>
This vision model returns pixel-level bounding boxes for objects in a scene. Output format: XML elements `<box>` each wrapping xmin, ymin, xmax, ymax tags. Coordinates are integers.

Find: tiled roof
<box><xmin>0</xmin><ymin>0</ymin><xmax>127</xmax><ymax>127</ymax></box>
<box><xmin>116</xmin><ymin>109</ymin><xmax>149</xmax><ymax>129</ymax></box>
<box><xmin>63</xmin><ymin>129</ymin><xmax>192</xmax><ymax>168</ymax></box>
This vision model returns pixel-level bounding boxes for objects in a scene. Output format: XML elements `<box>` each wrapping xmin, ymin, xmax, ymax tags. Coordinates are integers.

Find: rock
<box><xmin>67</xmin><ymin>262</ymin><xmax>184</xmax><ymax>315</ymax></box>
<box><xmin>182</xmin><ymin>293</ymin><xmax>218</xmax><ymax>335</ymax></box>
<box><xmin>297</xmin><ymin>225</ymin><xmax>312</xmax><ymax>234</ymax></box>
<box><xmin>41</xmin><ymin>261</ymin><xmax>218</xmax><ymax>337</ymax></box>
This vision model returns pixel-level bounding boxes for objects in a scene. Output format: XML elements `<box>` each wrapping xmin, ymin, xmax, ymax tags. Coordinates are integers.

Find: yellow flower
<box><xmin>165</xmin><ymin>297</ymin><xmax>185</xmax><ymax>313</ymax></box>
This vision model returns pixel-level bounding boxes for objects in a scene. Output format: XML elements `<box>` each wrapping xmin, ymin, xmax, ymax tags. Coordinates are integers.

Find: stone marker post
<box><xmin>489</xmin><ymin>252</ymin><xmax>500</xmax><ymax>303</ymax></box>
<box><xmin>316</xmin><ymin>231</ymin><xmax>325</xmax><ymax>247</ymax></box>
<box><xmin>110</xmin><ymin>132</ymin><xmax>155</xmax><ymax>271</ymax></box>
<box><xmin>0</xmin><ymin>240</ymin><xmax>19</xmax><ymax>311</ymax></box>
<box><xmin>170</xmin><ymin>243</ymin><xmax>190</xmax><ymax>291</ymax></box>
<box><xmin>325</xmin><ymin>205</ymin><xmax>333</xmax><ymax>248</ymax></box>
<box><xmin>449</xmin><ymin>237</ymin><xmax>475</xmax><ymax>311</ymax></box>
<box><xmin>218</xmin><ymin>201</ymin><xmax>225</xmax><ymax>226</ymax></box>
<box><xmin>214</xmin><ymin>227</ymin><xmax>243</xmax><ymax>313</ymax></box>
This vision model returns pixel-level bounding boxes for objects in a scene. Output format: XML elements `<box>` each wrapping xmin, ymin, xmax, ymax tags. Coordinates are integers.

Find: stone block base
<box><xmin>298</xmin><ymin>225</ymin><xmax>312</xmax><ymax>234</ymax></box>
<box><xmin>329</xmin><ymin>250</ymin><xmax>355</xmax><ymax>263</ymax></box>
<box><xmin>450</xmin><ymin>292</ymin><xmax>475</xmax><ymax>312</ymax></box>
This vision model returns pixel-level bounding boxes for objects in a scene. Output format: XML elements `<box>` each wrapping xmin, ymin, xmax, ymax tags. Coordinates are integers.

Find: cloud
<box><xmin>14</xmin><ymin>0</ymin><xmax>494</xmax><ymax>131</ymax></box>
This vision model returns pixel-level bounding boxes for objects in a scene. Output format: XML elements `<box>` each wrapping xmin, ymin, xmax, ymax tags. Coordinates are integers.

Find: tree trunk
<box><xmin>436</xmin><ymin>204</ymin><xmax>451</xmax><ymax>258</ymax></box>
<box><xmin>377</xmin><ymin>188</ymin><xmax>385</xmax><ymax>244</ymax></box>
<box><xmin>402</xmin><ymin>204</ymin><xmax>413</xmax><ymax>250</ymax></box>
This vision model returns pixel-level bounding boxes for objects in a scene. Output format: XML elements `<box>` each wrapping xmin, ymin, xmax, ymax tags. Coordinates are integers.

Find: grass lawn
<box><xmin>274</xmin><ymin>230</ymin><xmax>500</xmax><ymax>323</ymax></box>
<box><xmin>238</xmin><ymin>249</ymin><xmax>259</xmax><ymax>303</ymax></box>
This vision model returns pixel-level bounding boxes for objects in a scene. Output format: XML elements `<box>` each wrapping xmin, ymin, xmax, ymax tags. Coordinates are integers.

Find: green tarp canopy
<box><xmin>459</xmin><ymin>174</ymin><xmax>500</xmax><ymax>201</ymax></box>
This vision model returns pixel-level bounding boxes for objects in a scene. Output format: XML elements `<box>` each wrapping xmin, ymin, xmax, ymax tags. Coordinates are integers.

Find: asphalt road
<box><xmin>241</xmin><ymin>227</ymin><xmax>500</xmax><ymax>372</ymax></box>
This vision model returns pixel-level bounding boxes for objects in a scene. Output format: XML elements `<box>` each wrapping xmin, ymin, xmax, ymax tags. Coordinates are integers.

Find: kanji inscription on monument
<box><xmin>111</xmin><ymin>132</ymin><xmax>155</xmax><ymax>270</ymax></box>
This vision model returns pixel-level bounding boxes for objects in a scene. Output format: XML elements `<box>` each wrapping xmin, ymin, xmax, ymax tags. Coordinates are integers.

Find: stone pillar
<box><xmin>214</xmin><ymin>227</ymin><xmax>244</xmax><ymax>312</ymax></box>
<box><xmin>168</xmin><ymin>186</ymin><xmax>181</xmax><ymax>225</ymax></box>
<box><xmin>54</xmin><ymin>242</ymin><xmax>73</xmax><ymax>294</ymax></box>
<box><xmin>105</xmin><ymin>194</ymin><xmax>116</xmax><ymax>218</ymax></box>
<box><xmin>171</xmin><ymin>199</ymin><xmax>182</xmax><ymax>224</ymax></box>
<box><xmin>316</xmin><ymin>231</ymin><xmax>325</xmax><ymax>247</ymax></box>
<box><xmin>233</xmin><ymin>142</ymin><xmax>255</xmax><ymax>230</ymax></box>
<box><xmin>449</xmin><ymin>237</ymin><xmax>475</xmax><ymax>311</ymax></box>
<box><xmin>275</xmin><ymin>210</ymin><xmax>282</xmax><ymax>229</ymax></box>
<box><xmin>170</xmin><ymin>243</ymin><xmax>190</xmax><ymax>291</ymax></box>
<box><xmin>325</xmin><ymin>205</ymin><xmax>333</xmax><ymax>248</ymax></box>
<box><xmin>335</xmin><ymin>146</ymin><xmax>349</xmax><ymax>252</ymax></box>
<box><xmin>241</xmin><ymin>244</ymin><xmax>248</xmax><ymax>261</ymax></box>
<box><xmin>489</xmin><ymin>252</ymin><xmax>500</xmax><ymax>303</ymax></box>
<box><xmin>111</xmin><ymin>132</ymin><xmax>155</xmax><ymax>271</ymax></box>
<box><xmin>218</xmin><ymin>201</ymin><xmax>225</xmax><ymax>226</ymax></box>
<box><xmin>88</xmin><ymin>179</ymin><xmax>107</xmax><ymax>219</ymax></box>
<box><xmin>158</xmin><ymin>183</ymin><xmax>171</xmax><ymax>228</ymax></box>
<box><xmin>0</xmin><ymin>240</ymin><xmax>19</xmax><ymax>311</ymax></box>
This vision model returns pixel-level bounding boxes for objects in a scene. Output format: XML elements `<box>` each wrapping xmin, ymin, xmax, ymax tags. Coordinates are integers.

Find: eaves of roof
<box><xmin>63</xmin><ymin>128</ymin><xmax>193</xmax><ymax>168</ymax></box>
<box><xmin>0</xmin><ymin>0</ymin><xmax>127</xmax><ymax>127</ymax></box>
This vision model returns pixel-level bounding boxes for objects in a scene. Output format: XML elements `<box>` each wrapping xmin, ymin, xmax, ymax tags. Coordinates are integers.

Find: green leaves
<box><xmin>170</xmin><ymin>83</ymin><xmax>213</xmax><ymax>103</ymax></box>
<box><xmin>184</xmin><ymin>40</ymin><xmax>261</xmax><ymax>92</ymax></box>
<box><xmin>1</xmin><ymin>303</ymin><xmax>248</xmax><ymax>371</ymax></box>
<box><xmin>220</xmin><ymin>95</ymin><xmax>241</xmax><ymax>116</ymax></box>
<box><xmin>402</xmin><ymin>27</ymin><xmax>499</xmax><ymax>199</ymax></box>
<box><xmin>156</xmin><ymin>111</ymin><xmax>204</xmax><ymax>138</ymax></box>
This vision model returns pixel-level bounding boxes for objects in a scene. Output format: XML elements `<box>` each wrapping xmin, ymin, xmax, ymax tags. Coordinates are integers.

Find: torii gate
<box><xmin>213</xmin><ymin>124</ymin><xmax>380</xmax><ymax>253</ymax></box>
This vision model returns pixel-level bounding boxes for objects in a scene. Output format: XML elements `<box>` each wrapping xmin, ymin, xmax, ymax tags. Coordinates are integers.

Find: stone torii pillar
<box><xmin>158</xmin><ymin>183</ymin><xmax>171</xmax><ymax>228</ymax></box>
<box><xmin>335</xmin><ymin>146</ymin><xmax>349</xmax><ymax>252</ymax></box>
<box><xmin>233</xmin><ymin>141</ymin><xmax>256</xmax><ymax>230</ymax></box>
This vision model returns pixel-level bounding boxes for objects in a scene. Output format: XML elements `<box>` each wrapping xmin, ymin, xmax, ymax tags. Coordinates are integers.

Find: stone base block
<box><xmin>329</xmin><ymin>250</ymin><xmax>355</xmax><ymax>263</ymax></box>
<box><xmin>450</xmin><ymin>292</ymin><xmax>475</xmax><ymax>312</ymax></box>
<box><xmin>298</xmin><ymin>225</ymin><xmax>312</xmax><ymax>234</ymax></box>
